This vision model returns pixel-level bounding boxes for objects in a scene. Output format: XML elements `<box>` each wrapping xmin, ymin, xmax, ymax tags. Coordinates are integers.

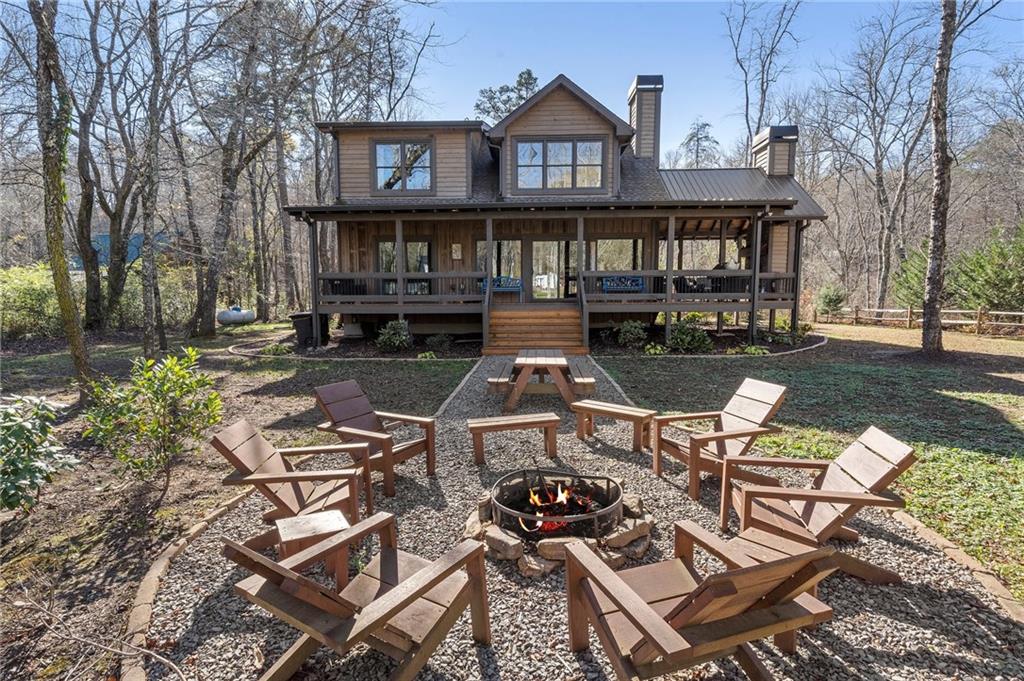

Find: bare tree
<box><xmin>680</xmin><ymin>117</ymin><xmax>721</xmax><ymax>168</ymax></box>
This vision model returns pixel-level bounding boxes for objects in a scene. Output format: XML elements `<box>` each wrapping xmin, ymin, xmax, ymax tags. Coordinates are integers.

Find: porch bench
<box><xmin>568</xmin><ymin>360</ymin><xmax>596</xmax><ymax>395</ymax></box>
<box><xmin>466</xmin><ymin>412</ymin><xmax>561</xmax><ymax>464</ymax></box>
<box><xmin>486</xmin><ymin>361</ymin><xmax>516</xmax><ymax>394</ymax></box>
<box><xmin>570</xmin><ymin>399</ymin><xmax>657</xmax><ymax>453</ymax></box>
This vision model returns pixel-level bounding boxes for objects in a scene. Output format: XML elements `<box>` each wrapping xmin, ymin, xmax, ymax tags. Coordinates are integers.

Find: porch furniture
<box><xmin>503</xmin><ymin>349</ymin><xmax>576</xmax><ymax>412</ymax></box>
<box><xmin>481</xmin><ymin>275</ymin><xmax>523</xmax><ymax>302</ymax></box>
<box><xmin>720</xmin><ymin>426</ymin><xmax>916</xmax><ymax>584</ymax></box>
<box><xmin>275</xmin><ymin>510</ymin><xmax>350</xmax><ymax>573</ymax></box>
<box><xmin>315</xmin><ymin>380</ymin><xmax>436</xmax><ymax>498</ymax></box>
<box><xmin>466</xmin><ymin>413</ymin><xmax>561</xmax><ymax>464</ymax></box>
<box><xmin>223</xmin><ymin>511</ymin><xmax>491</xmax><ymax>681</ymax></box>
<box><xmin>571</xmin><ymin>400</ymin><xmax>657</xmax><ymax>453</ymax></box>
<box><xmin>211</xmin><ymin>419</ymin><xmax>372</xmax><ymax>525</ymax></box>
<box><xmin>565</xmin><ymin>521</ymin><xmax>837</xmax><ymax>681</ymax></box>
<box><xmin>601</xmin><ymin>275</ymin><xmax>644</xmax><ymax>293</ymax></box>
<box><xmin>653</xmin><ymin>378</ymin><xmax>787</xmax><ymax>500</ymax></box>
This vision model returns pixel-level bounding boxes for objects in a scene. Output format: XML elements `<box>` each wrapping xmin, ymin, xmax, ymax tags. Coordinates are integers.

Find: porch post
<box><xmin>483</xmin><ymin>217</ymin><xmax>493</xmax><ymax>348</ymax></box>
<box><xmin>791</xmin><ymin>220</ymin><xmax>804</xmax><ymax>339</ymax></box>
<box><xmin>665</xmin><ymin>215</ymin><xmax>675</xmax><ymax>343</ymax></box>
<box><xmin>577</xmin><ymin>216</ymin><xmax>588</xmax><ymax>348</ymax></box>
<box><xmin>748</xmin><ymin>213</ymin><xmax>763</xmax><ymax>344</ymax></box>
<box><xmin>308</xmin><ymin>217</ymin><xmax>321</xmax><ymax>347</ymax></box>
<box><xmin>395</xmin><ymin>219</ymin><xmax>405</xmax><ymax>318</ymax></box>
<box><xmin>717</xmin><ymin>219</ymin><xmax>726</xmax><ymax>334</ymax></box>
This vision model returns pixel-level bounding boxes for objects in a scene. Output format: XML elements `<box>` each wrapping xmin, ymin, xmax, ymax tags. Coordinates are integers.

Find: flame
<box><xmin>517</xmin><ymin>483</ymin><xmax>590</xmax><ymax>534</ymax></box>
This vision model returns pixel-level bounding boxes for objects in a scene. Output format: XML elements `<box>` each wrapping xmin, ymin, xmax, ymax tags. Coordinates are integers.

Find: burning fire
<box><xmin>518</xmin><ymin>483</ymin><xmax>592</xmax><ymax>533</ymax></box>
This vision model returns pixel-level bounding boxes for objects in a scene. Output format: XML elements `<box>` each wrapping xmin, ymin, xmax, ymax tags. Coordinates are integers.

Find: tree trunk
<box><xmin>247</xmin><ymin>161</ymin><xmax>271</xmax><ymax>321</ymax></box>
<box><xmin>274</xmin><ymin>117</ymin><xmax>301</xmax><ymax>309</ymax></box>
<box><xmin>140</xmin><ymin>0</ymin><xmax>163</xmax><ymax>359</ymax></box>
<box><xmin>29</xmin><ymin>0</ymin><xmax>91</xmax><ymax>397</ymax></box>
<box><xmin>169</xmin><ymin>107</ymin><xmax>205</xmax><ymax>337</ymax></box>
<box><xmin>922</xmin><ymin>0</ymin><xmax>957</xmax><ymax>354</ymax></box>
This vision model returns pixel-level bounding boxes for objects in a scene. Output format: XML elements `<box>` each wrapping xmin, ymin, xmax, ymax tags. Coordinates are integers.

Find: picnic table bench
<box><xmin>570</xmin><ymin>399</ymin><xmax>657</xmax><ymax>453</ymax></box>
<box><xmin>466</xmin><ymin>412</ymin><xmax>561</xmax><ymax>463</ymax></box>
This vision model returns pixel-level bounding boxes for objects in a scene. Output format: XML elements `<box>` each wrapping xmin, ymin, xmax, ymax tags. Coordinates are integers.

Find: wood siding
<box><xmin>631</xmin><ymin>90</ymin><xmax>657</xmax><ymax>158</ymax></box>
<box><xmin>768</xmin><ymin>223</ymin><xmax>790</xmax><ymax>272</ymax></box>
<box><xmin>336</xmin><ymin>130</ymin><xmax>469</xmax><ymax>199</ymax></box>
<box><xmin>504</xmin><ymin>86</ymin><xmax>616</xmax><ymax>196</ymax></box>
<box><xmin>770</xmin><ymin>141</ymin><xmax>792</xmax><ymax>175</ymax></box>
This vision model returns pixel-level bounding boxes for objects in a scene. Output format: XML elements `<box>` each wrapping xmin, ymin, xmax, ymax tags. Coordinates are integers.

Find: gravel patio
<box><xmin>145</xmin><ymin>357</ymin><xmax>1024</xmax><ymax>681</ymax></box>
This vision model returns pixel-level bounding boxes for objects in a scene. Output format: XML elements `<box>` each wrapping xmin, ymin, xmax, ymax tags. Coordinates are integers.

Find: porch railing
<box><xmin>319</xmin><ymin>271</ymin><xmax>487</xmax><ymax>304</ymax></box>
<box><xmin>581</xmin><ymin>269</ymin><xmax>771</xmax><ymax>302</ymax></box>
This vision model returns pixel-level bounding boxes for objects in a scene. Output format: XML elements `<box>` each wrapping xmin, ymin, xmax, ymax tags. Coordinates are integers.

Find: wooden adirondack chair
<box><xmin>720</xmin><ymin>426</ymin><xmax>916</xmax><ymax>584</ymax></box>
<box><xmin>653</xmin><ymin>378</ymin><xmax>787</xmax><ymax>500</ymax></box>
<box><xmin>211</xmin><ymin>419</ymin><xmax>373</xmax><ymax>525</ymax></box>
<box><xmin>565</xmin><ymin>521</ymin><xmax>837</xmax><ymax>681</ymax></box>
<box><xmin>315</xmin><ymin>380</ymin><xmax>436</xmax><ymax>498</ymax></box>
<box><xmin>223</xmin><ymin>512</ymin><xmax>491</xmax><ymax>681</ymax></box>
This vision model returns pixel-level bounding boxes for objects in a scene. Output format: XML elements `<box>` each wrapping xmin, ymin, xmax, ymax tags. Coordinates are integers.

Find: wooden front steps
<box><xmin>484</xmin><ymin>305</ymin><xmax>588</xmax><ymax>355</ymax></box>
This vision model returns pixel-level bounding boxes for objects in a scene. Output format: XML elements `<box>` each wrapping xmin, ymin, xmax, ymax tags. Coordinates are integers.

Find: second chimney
<box><xmin>628</xmin><ymin>75</ymin><xmax>663</xmax><ymax>160</ymax></box>
<box><xmin>751</xmin><ymin>126</ymin><xmax>799</xmax><ymax>176</ymax></box>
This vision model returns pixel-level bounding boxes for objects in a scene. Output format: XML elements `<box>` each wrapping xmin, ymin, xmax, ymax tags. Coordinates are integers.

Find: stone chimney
<box><xmin>751</xmin><ymin>125</ymin><xmax>798</xmax><ymax>176</ymax></box>
<box><xmin>627</xmin><ymin>75</ymin><xmax>663</xmax><ymax>159</ymax></box>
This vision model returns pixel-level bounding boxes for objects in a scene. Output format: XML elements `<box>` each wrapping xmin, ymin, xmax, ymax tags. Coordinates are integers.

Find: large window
<box><xmin>378</xmin><ymin>240</ymin><xmax>432</xmax><ymax>273</ymax></box>
<box><xmin>374</xmin><ymin>140</ymin><xmax>432</xmax><ymax>192</ymax></box>
<box><xmin>591</xmin><ymin>238</ymin><xmax>642</xmax><ymax>270</ymax></box>
<box><xmin>475</xmin><ymin>240</ymin><xmax>522</xmax><ymax>278</ymax></box>
<box><xmin>515</xmin><ymin>139</ymin><xmax>603</xmax><ymax>190</ymax></box>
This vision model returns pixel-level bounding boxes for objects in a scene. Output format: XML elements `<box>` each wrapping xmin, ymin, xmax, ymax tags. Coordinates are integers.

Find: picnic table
<box><xmin>498</xmin><ymin>349</ymin><xmax>591</xmax><ymax>412</ymax></box>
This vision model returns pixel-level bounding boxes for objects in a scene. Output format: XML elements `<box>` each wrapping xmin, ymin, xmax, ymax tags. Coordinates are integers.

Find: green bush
<box><xmin>727</xmin><ymin>344</ymin><xmax>770</xmax><ymax>356</ymax></box>
<box><xmin>815</xmin><ymin>283</ymin><xmax>847</xmax><ymax>315</ymax></box>
<box><xmin>84</xmin><ymin>347</ymin><xmax>222</xmax><ymax>482</ymax></box>
<box><xmin>681</xmin><ymin>311</ymin><xmax>705</xmax><ymax>325</ymax></box>
<box><xmin>0</xmin><ymin>265</ymin><xmax>65</xmax><ymax>339</ymax></box>
<box><xmin>0</xmin><ymin>396</ymin><xmax>78</xmax><ymax>512</ymax></box>
<box><xmin>668</xmin><ymin>319</ymin><xmax>713</xmax><ymax>354</ymax></box>
<box><xmin>424</xmin><ymin>333</ymin><xmax>453</xmax><ymax>353</ymax></box>
<box><xmin>375</xmin><ymin>320</ymin><xmax>413</xmax><ymax>352</ymax></box>
<box><xmin>951</xmin><ymin>223</ymin><xmax>1024</xmax><ymax>311</ymax></box>
<box><xmin>262</xmin><ymin>342</ymin><xmax>293</xmax><ymax>356</ymax></box>
<box><xmin>616</xmin><ymin>320</ymin><xmax>648</xmax><ymax>349</ymax></box>
<box><xmin>643</xmin><ymin>343</ymin><xmax>667</xmax><ymax>356</ymax></box>
<box><xmin>417</xmin><ymin>351</ymin><xmax>437</xmax><ymax>360</ymax></box>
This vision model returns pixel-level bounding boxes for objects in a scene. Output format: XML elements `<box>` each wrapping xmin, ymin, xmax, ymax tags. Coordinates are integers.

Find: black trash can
<box><xmin>289</xmin><ymin>312</ymin><xmax>330</xmax><ymax>347</ymax></box>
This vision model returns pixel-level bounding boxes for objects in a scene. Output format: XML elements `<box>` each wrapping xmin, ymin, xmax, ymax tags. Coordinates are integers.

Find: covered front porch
<box><xmin>296</xmin><ymin>206</ymin><xmax>807</xmax><ymax>350</ymax></box>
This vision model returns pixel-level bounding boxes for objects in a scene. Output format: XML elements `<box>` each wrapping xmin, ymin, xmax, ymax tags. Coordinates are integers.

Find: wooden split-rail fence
<box><xmin>813</xmin><ymin>307</ymin><xmax>1024</xmax><ymax>336</ymax></box>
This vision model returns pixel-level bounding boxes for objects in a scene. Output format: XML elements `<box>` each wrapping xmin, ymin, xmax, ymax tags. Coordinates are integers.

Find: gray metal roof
<box><xmin>659</xmin><ymin>168</ymin><xmax>827</xmax><ymax>220</ymax></box>
<box><xmin>314</xmin><ymin>120</ymin><xmax>488</xmax><ymax>133</ymax></box>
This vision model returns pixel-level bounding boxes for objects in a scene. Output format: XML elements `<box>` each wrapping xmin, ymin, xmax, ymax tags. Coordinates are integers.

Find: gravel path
<box><xmin>147</xmin><ymin>357</ymin><xmax>1024</xmax><ymax>680</ymax></box>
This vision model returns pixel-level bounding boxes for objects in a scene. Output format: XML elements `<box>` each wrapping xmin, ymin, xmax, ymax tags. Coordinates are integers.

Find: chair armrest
<box><xmin>280</xmin><ymin>512</ymin><xmax>397</xmax><ymax>571</ymax></box>
<box><xmin>689</xmin><ymin>425</ymin><xmax>779</xmax><ymax>445</ymax></box>
<box><xmin>724</xmin><ymin>455</ymin><xmax>832</xmax><ymax>470</ymax></box>
<box><xmin>222</xmin><ymin>469</ymin><xmax>361</xmax><ymax>486</ymax></box>
<box><xmin>347</xmin><ymin>539</ymin><xmax>483</xmax><ymax>645</ymax></box>
<box><xmin>654</xmin><ymin>411</ymin><xmax>721</xmax><ymax>425</ymax></box>
<box><xmin>673</xmin><ymin>520</ymin><xmax>757</xmax><ymax>569</ymax></box>
<box><xmin>278</xmin><ymin>443</ymin><xmax>370</xmax><ymax>457</ymax></box>
<box><xmin>564</xmin><ymin>542</ymin><xmax>689</xmax><ymax>660</ymax></box>
<box><xmin>741</xmin><ymin>485</ymin><xmax>906</xmax><ymax>508</ymax></box>
<box><xmin>334</xmin><ymin>426</ymin><xmax>393</xmax><ymax>443</ymax></box>
<box><xmin>375</xmin><ymin>411</ymin><xmax>435</xmax><ymax>427</ymax></box>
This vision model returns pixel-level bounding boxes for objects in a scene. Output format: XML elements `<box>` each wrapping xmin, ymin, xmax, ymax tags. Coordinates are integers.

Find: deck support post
<box><xmin>484</xmin><ymin>218</ymin><xmax>493</xmax><ymax>347</ymax></box>
<box><xmin>748</xmin><ymin>213</ymin><xmax>763</xmax><ymax>344</ymax></box>
<box><xmin>717</xmin><ymin>219</ymin><xmax>726</xmax><ymax>334</ymax></box>
<box><xmin>576</xmin><ymin>216</ymin><xmax>588</xmax><ymax>348</ymax></box>
<box><xmin>395</xmin><ymin>219</ymin><xmax>405</xmax><ymax>319</ymax></box>
<box><xmin>665</xmin><ymin>215</ymin><xmax>675</xmax><ymax>343</ymax></box>
<box><xmin>791</xmin><ymin>220</ymin><xmax>804</xmax><ymax>340</ymax></box>
<box><xmin>307</xmin><ymin>217</ymin><xmax>322</xmax><ymax>347</ymax></box>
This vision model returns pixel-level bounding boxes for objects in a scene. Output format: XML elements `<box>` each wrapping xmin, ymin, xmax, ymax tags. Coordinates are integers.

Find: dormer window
<box><xmin>515</xmin><ymin>138</ymin><xmax>604</xmax><ymax>191</ymax></box>
<box><xmin>374</xmin><ymin>140</ymin><xmax>433</xmax><ymax>193</ymax></box>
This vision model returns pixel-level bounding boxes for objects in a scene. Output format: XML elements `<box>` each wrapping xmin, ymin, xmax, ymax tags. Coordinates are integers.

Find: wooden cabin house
<box><xmin>286</xmin><ymin>74</ymin><xmax>826</xmax><ymax>353</ymax></box>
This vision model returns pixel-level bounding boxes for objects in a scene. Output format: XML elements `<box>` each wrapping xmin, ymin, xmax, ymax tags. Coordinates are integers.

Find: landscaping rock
<box><xmin>477</xmin><ymin>492</ymin><xmax>492</xmax><ymax>522</ymax></box>
<box><xmin>621</xmin><ymin>493</ymin><xmax>644</xmax><ymax>519</ymax></box>
<box><xmin>517</xmin><ymin>554</ymin><xmax>560</xmax><ymax>578</ymax></box>
<box><xmin>620</xmin><ymin>534</ymin><xmax>651</xmax><ymax>560</ymax></box>
<box><xmin>483</xmin><ymin>524</ymin><xmax>523</xmax><ymax>560</ymax></box>
<box><xmin>596</xmin><ymin>547</ymin><xmax>627</xmax><ymax>569</ymax></box>
<box><xmin>604</xmin><ymin>516</ymin><xmax>652</xmax><ymax>548</ymax></box>
<box><xmin>463</xmin><ymin>513</ymin><xmax>486</xmax><ymax>541</ymax></box>
<box><xmin>537</xmin><ymin>536</ymin><xmax>597</xmax><ymax>561</ymax></box>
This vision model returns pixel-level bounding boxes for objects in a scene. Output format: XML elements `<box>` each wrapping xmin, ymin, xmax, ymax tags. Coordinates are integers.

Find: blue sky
<box><xmin>403</xmin><ymin>1</ymin><xmax>1024</xmax><ymax>154</ymax></box>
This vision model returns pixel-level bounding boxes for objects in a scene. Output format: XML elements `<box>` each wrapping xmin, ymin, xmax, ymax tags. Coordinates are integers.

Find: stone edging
<box><xmin>120</xmin><ymin>489</ymin><xmax>254</xmax><ymax>681</ymax></box>
<box><xmin>591</xmin><ymin>334</ymin><xmax>828</xmax><ymax>360</ymax></box>
<box><xmin>890</xmin><ymin>510</ymin><xmax>1023</xmax><ymax>624</ymax></box>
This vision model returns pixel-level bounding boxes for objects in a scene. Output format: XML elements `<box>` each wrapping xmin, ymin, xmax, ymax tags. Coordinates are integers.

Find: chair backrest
<box><xmin>713</xmin><ymin>378</ymin><xmax>788</xmax><ymax>457</ymax></box>
<box><xmin>315</xmin><ymin>381</ymin><xmax>385</xmax><ymax>453</ymax></box>
<box><xmin>794</xmin><ymin>426</ymin><xmax>916</xmax><ymax>541</ymax></box>
<box><xmin>210</xmin><ymin>419</ymin><xmax>311</xmax><ymax>514</ymax></box>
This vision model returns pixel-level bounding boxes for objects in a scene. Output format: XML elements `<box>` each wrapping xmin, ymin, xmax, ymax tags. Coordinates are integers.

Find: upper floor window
<box><xmin>515</xmin><ymin>139</ymin><xmax>603</xmax><ymax>190</ymax></box>
<box><xmin>374</xmin><ymin>140</ymin><xmax>432</xmax><ymax>193</ymax></box>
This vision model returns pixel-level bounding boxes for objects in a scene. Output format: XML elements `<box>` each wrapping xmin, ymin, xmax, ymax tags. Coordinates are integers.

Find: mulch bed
<box><xmin>255</xmin><ymin>334</ymin><xmax>484</xmax><ymax>359</ymax></box>
<box><xmin>590</xmin><ymin>328</ymin><xmax>823</xmax><ymax>356</ymax></box>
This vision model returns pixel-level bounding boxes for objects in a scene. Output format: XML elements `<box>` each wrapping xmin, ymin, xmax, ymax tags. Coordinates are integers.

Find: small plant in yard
<box><xmin>616</xmin><ymin>320</ymin><xmax>648</xmax><ymax>349</ymax></box>
<box><xmin>726</xmin><ymin>344</ymin><xmax>770</xmax><ymax>356</ymax></box>
<box><xmin>375</xmin><ymin>320</ymin><xmax>413</xmax><ymax>352</ymax></box>
<box><xmin>424</xmin><ymin>333</ymin><xmax>453</xmax><ymax>353</ymax></box>
<box><xmin>84</xmin><ymin>347</ymin><xmax>222</xmax><ymax>485</ymax></box>
<box><xmin>815</xmin><ymin>283</ymin><xmax>847</xmax><ymax>315</ymax></box>
<box><xmin>262</xmin><ymin>342</ymin><xmax>293</xmax><ymax>356</ymax></box>
<box><xmin>0</xmin><ymin>396</ymin><xmax>78</xmax><ymax>512</ymax></box>
<box><xmin>417</xmin><ymin>351</ymin><xmax>437</xmax><ymax>359</ymax></box>
<box><xmin>643</xmin><ymin>342</ymin><xmax>667</xmax><ymax>356</ymax></box>
<box><xmin>668</xmin><ymin>318</ymin><xmax>713</xmax><ymax>354</ymax></box>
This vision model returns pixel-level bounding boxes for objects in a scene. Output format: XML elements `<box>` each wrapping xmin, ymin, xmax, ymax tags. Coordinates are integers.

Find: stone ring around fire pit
<box><xmin>463</xmin><ymin>468</ymin><xmax>655</xmax><ymax>578</ymax></box>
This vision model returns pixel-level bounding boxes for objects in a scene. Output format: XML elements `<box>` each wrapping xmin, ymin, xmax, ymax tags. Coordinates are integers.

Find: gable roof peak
<box><xmin>488</xmin><ymin>74</ymin><xmax>633</xmax><ymax>140</ymax></box>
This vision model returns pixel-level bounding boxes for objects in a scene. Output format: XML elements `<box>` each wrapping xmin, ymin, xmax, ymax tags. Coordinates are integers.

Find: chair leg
<box><xmin>631</xmin><ymin>422</ymin><xmax>643</xmax><ymax>453</ymax></box>
<box><xmin>832</xmin><ymin>551</ymin><xmax>901</xmax><ymax>584</ymax></box>
<box><xmin>544</xmin><ymin>426</ymin><xmax>556</xmax><ymax>458</ymax></box>
<box><xmin>734</xmin><ymin>642</ymin><xmax>772</xmax><ymax>680</ymax></box>
<box><xmin>566</xmin><ymin>556</ymin><xmax>589</xmax><ymax>652</ymax></box>
<box><xmin>381</xmin><ymin>442</ymin><xmax>397</xmax><ymax>497</ymax></box>
<box><xmin>832</xmin><ymin>525</ymin><xmax>860</xmax><ymax>543</ymax></box>
<box><xmin>468</xmin><ymin>551</ymin><xmax>492</xmax><ymax>644</ymax></box>
<box><xmin>258</xmin><ymin>634</ymin><xmax>320</xmax><ymax>681</ymax></box>
<box><xmin>472</xmin><ymin>432</ymin><xmax>485</xmax><ymax>465</ymax></box>
<box><xmin>575</xmin><ymin>412</ymin><xmax>587</xmax><ymax>440</ymax></box>
<box><xmin>425</xmin><ymin>423</ymin><xmax>437</xmax><ymax>476</ymax></box>
<box><xmin>774</xmin><ymin>629</ymin><xmax>797</xmax><ymax>654</ymax></box>
<box><xmin>688</xmin><ymin>441</ymin><xmax>701</xmax><ymax>500</ymax></box>
<box><xmin>652</xmin><ymin>426</ymin><xmax>663</xmax><ymax>477</ymax></box>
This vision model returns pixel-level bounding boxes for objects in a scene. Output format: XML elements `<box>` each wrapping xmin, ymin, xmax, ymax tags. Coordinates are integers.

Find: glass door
<box><xmin>530</xmin><ymin>240</ymin><xmax>578</xmax><ymax>300</ymax></box>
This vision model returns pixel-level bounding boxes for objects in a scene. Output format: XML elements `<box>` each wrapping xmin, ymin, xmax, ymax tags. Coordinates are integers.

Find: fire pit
<box><xmin>490</xmin><ymin>469</ymin><xmax>623</xmax><ymax>539</ymax></box>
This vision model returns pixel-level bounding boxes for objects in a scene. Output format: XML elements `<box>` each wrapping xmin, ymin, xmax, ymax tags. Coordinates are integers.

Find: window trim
<box><xmin>369</xmin><ymin>137</ymin><xmax>436</xmax><ymax>196</ymax></box>
<box><xmin>510</xmin><ymin>135</ymin><xmax>608</xmax><ymax>195</ymax></box>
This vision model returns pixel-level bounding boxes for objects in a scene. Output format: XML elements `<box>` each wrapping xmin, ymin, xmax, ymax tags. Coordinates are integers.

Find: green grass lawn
<box><xmin>599</xmin><ymin>324</ymin><xmax>1024</xmax><ymax>599</ymax></box>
